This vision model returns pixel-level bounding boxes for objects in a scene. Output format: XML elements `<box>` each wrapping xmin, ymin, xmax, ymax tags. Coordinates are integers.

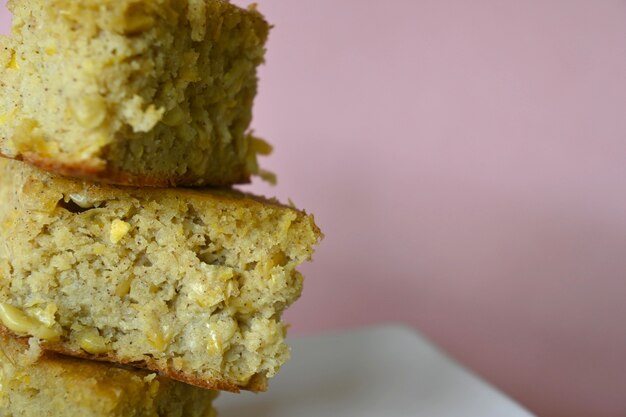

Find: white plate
<box><xmin>217</xmin><ymin>325</ymin><xmax>534</xmax><ymax>416</ymax></box>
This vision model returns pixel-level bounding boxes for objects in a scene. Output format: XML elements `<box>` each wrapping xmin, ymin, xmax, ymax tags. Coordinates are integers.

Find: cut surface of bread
<box><xmin>0</xmin><ymin>159</ymin><xmax>322</xmax><ymax>391</ymax></box>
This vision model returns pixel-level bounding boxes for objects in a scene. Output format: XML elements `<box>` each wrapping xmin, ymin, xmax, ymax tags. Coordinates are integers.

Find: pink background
<box><xmin>2</xmin><ymin>1</ymin><xmax>625</xmax><ymax>416</ymax></box>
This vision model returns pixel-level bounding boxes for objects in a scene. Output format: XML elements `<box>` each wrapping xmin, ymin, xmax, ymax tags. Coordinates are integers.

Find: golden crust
<box><xmin>2</xmin><ymin>151</ymin><xmax>251</xmax><ymax>187</ymax></box>
<box><xmin>0</xmin><ymin>325</ymin><xmax>266</xmax><ymax>393</ymax></box>
<box><xmin>6</xmin><ymin>155</ymin><xmax>293</xmax><ymax>210</ymax></box>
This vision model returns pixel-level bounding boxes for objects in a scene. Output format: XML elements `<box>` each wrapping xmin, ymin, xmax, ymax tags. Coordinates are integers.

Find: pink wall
<box><xmin>2</xmin><ymin>1</ymin><xmax>625</xmax><ymax>416</ymax></box>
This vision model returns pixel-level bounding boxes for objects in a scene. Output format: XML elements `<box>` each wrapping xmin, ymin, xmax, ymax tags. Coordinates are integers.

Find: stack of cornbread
<box><xmin>0</xmin><ymin>0</ymin><xmax>321</xmax><ymax>415</ymax></box>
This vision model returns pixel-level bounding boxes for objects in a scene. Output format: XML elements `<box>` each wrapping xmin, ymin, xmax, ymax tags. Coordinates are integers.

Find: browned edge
<box><xmin>0</xmin><ymin>325</ymin><xmax>268</xmax><ymax>393</ymax></box>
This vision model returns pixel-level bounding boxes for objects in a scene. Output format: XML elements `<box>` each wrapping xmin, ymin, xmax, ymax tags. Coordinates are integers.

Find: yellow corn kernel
<box><xmin>45</xmin><ymin>47</ymin><xmax>56</xmax><ymax>56</ymax></box>
<box><xmin>225</xmin><ymin>280</ymin><xmax>239</xmax><ymax>301</ymax></box>
<box><xmin>71</xmin><ymin>95</ymin><xmax>107</xmax><ymax>129</ymax></box>
<box><xmin>110</xmin><ymin>219</ymin><xmax>131</xmax><ymax>244</ymax></box>
<box><xmin>123</xmin><ymin>4</ymin><xmax>155</xmax><ymax>35</ymax></box>
<box><xmin>7</xmin><ymin>51</ymin><xmax>19</xmax><ymax>70</ymax></box>
<box><xmin>272</xmin><ymin>251</ymin><xmax>288</xmax><ymax>268</ymax></box>
<box><xmin>220</xmin><ymin>319</ymin><xmax>237</xmax><ymax>342</ymax></box>
<box><xmin>125</xmin><ymin>15</ymin><xmax>155</xmax><ymax>34</ymax></box>
<box><xmin>0</xmin><ymin>303</ymin><xmax>61</xmax><ymax>341</ymax></box>
<box><xmin>26</xmin><ymin>303</ymin><xmax>58</xmax><ymax>328</ymax></box>
<box><xmin>68</xmin><ymin>193</ymin><xmax>95</xmax><ymax>209</ymax></box>
<box><xmin>93</xmin><ymin>243</ymin><xmax>107</xmax><ymax>256</ymax></box>
<box><xmin>115</xmin><ymin>277</ymin><xmax>133</xmax><ymax>297</ymax></box>
<box><xmin>206</xmin><ymin>329</ymin><xmax>222</xmax><ymax>355</ymax></box>
<box><xmin>147</xmin><ymin>325</ymin><xmax>172</xmax><ymax>352</ymax></box>
<box><xmin>76</xmin><ymin>328</ymin><xmax>109</xmax><ymax>354</ymax></box>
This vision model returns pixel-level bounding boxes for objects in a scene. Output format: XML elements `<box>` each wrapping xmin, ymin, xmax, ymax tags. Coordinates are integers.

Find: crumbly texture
<box><xmin>0</xmin><ymin>334</ymin><xmax>218</xmax><ymax>417</ymax></box>
<box><xmin>0</xmin><ymin>159</ymin><xmax>322</xmax><ymax>391</ymax></box>
<box><xmin>0</xmin><ymin>0</ymin><xmax>272</xmax><ymax>186</ymax></box>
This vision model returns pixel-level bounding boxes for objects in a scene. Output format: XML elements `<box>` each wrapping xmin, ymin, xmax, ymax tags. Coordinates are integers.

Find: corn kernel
<box><xmin>123</xmin><ymin>4</ymin><xmax>155</xmax><ymax>35</ymax></box>
<box><xmin>225</xmin><ymin>280</ymin><xmax>239</xmax><ymax>300</ymax></box>
<box><xmin>71</xmin><ymin>95</ymin><xmax>107</xmax><ymax>129</ymax></box>
<box><xmin>93</xmin><ymin>243</ymin><xmax>107</xmax><ymax>256</ymax></box>
<box><xmin>147</xmin><ymin>331</ymin><xmax>168</xmax><ymax>352</ymax></box>
<box><xmin>206</xmin><ymin>329</ymin><xmax>222</xmax><ymax>355</ymax></box>
<box><xmin>68</xmin><ymin>193</ymin><xmax>95</xmax><ymax>209</ymax></box>
<box><xmin>146</xmin><ymin>323</ymin><xmax>172</xmax><ymax>352</ymax></box>
<box><xmin>7</xmin><ymin>51</ymin><xmax>19</xmax><ymax>70</ymax></box>
<box><xmin>115</xmin><ymin>277</ymin><xmax>133</xmax><ymax>297</ymax></box>
<box><xmin>26</xmin><ymin>303</ymin><xmax>58</xmax><ymax>328</ymax></box>
<box><xmin>110</xmin><ymin>219</ymin><xmax>131</xmax><ymax>243</ymax></box>
<box><xmin>76</xmin><ymin>328</ymin><xmax>109</xmax><ymax>354</ymax></box>
<box><xmin>0</xmin><ymin>303</ymin><xmax>61</xmax><ymax>341</ymax></box>
<box><xmin>220</xmin><ymin>319</ymin><xmax>237</xmax><ymax>342</ymax></box>
<box><xmin>272</xmin><ymin>251</ymin><xmax>288</xmax><ymax>268</ymax></box>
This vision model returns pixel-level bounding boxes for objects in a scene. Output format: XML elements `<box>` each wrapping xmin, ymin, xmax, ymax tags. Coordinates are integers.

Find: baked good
<box><xmin>0</xmin><ymin>158</ymin><xmax>322</xmax><ymax>391</ymax></box>
<box><xmin>0</xmin><ymin>0</ymin><xmax>272</xmax><ymax>186</ymax></box>
<box><xmin>0</xmin><ymin>334</ymin><xmax>218</xmax><ymax>417</ymax></box>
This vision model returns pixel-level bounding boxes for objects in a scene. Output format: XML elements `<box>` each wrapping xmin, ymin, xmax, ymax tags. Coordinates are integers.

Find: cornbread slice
<box><xmin>0</xmin><ymin>159</ymin><xmax>321</xmax><ymax>391</ymax></box>
<box><xmin>0</xmin><ymin>0</ymin><xmax>271</xmax><ymax>186</ymax></box>
<box><xmin>0</xmin><ymin>335</ymin><xmax>218</xmax><ymax>417</ymax></box>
